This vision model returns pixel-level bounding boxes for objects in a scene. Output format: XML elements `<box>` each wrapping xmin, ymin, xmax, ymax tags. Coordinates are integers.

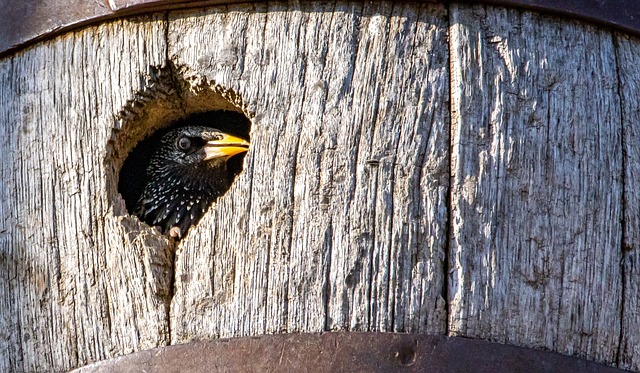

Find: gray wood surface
<box><xmin>0</xmin><ymin>17</ymin><xmax>172</xmax><ymax>373</ymax></box>
<box><xmin>616</xmin><ymin>33</ymin><xmax>640</xmax><ymax>372</ymax></box>
<box><xmin>448</xmin><ymin>4</ymin><xmax>623</xmax><ymax>366</ymax></box>
<box><xmin>167</xmin><ymin>1</ymin><xmax>450</xmax><ymax>341</ymax></box>
<box><xmin>1</xmin><ymin>2</ymin><xmax>638</xmax><ymax>372</ymax></box>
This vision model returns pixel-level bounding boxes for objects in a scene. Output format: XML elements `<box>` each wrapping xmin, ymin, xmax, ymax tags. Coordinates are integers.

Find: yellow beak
<box><xmin>203</xmin><ymin>133</ymin><xmax>250</xmax><ymax>160</ymax></box>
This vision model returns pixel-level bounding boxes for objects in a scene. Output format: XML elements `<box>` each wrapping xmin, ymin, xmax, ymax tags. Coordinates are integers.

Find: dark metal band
<box><xmin>1</xmin><ymin>0</ymin><xmax>640</xmax><ymax>57</ymax></box>
<box><xmin>70</xmin><ymin>332</ymin><xmax>628</xmax><ymax>372</ymax></box>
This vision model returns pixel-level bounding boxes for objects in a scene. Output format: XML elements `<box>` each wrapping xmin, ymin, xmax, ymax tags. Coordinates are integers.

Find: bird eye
<box><xmin>177</xmin><ymin>136</ymin><xmax>192</xmax><ymax>151</ymax></box>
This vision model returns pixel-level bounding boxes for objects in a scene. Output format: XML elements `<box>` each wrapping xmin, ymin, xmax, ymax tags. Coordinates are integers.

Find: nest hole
<box><xmin>108</xmin><ymin>64</ymin><xmax>252</xmax><ymax>238</ymax></box>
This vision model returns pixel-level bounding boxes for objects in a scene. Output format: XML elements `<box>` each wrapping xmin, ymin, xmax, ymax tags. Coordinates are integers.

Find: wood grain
<box><xmin>615</xmin><ymin>32</ymin><xmax>640</xmax><ymax>372</ymax></box>
<box><xmin>2</xmin><ymin>2</ymin><xmax>640</xmax><ymax>372</ymax></box>
<box><xmin>0</xmin><ymin>16</ymin><xmax>171</xmax><ymax>373</ymax></box>
<box><xmin>167</xmin><ymin>1</ymin><xmax>450</xmax><ymax>342</ymax></box>
<box><xmin>449</xmin><ymin>4</ymin><xmax>623</xmax><ymax>365</ymax></box>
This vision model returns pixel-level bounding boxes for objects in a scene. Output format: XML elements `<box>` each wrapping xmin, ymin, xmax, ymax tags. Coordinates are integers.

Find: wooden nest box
<box><xmin>1</xmin><ymin>1</ymin><xmax>639</xmax><ymax>372</ymax></box>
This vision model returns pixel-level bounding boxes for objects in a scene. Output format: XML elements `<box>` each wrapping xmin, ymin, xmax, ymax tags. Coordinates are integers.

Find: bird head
<box><xmin>154</xmin><ymin>126</ymin><xmax>250</xmax><ymax>169</ymax></box>
<box><xmin>135</xmin><ymin>125</ymin><xmax>250</xmax><ymax>237</ymax></box>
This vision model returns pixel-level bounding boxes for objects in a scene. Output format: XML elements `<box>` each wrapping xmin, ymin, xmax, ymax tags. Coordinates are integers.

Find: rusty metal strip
<box><xmin>470</xmin><ymin>0</ymin><xmax>640</xmax><ymax>35</ymax></box>
<box><xmin>0</xmin><ymin>0</ymin><xmax>246</xmax><ymax>58</ymax></box>
<box><xmin>1</xmin><ymin>0</ymin><xmax>640</xmax><ymax>57</ymax></box>
<box><xmin>70</xmin><ymin>332</ymin><xmax>629</xmax><ymax>372</ymax></box>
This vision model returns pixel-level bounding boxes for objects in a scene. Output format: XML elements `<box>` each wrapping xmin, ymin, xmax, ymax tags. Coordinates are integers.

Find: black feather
<box><xmin>119</xmin><ymin>111</ymin><xmax>250</xmax><ymax>237</ymax></box>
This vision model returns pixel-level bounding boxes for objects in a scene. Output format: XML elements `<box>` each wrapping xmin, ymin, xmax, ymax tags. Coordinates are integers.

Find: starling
<box><xmin>132</xmin><ymin>126</ymin><xmax>249</xmax><ymax>238</ymax></box>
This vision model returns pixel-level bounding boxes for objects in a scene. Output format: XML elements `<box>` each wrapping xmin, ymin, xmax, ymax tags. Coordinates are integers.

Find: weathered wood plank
<box><xmin>2</xmin><ymin>2</ymin><xmax>637</xmax><ymax>372</ymax></box>
<box><xmin>167</xmin><ymin>1</ymin><xmax>450</xmax><ymax>342</ymax></box>
<box><xmin>449</xmin><ymin>4</ymin><xmax>622</xmax><ymax>364</ymax></box>
<box><xmin>615</xmin><ymin>32</ymin><xmax>640</xmax><ymax>372</ymax></box>
<box><xmin>0</xmin><ymin>17</ymin><xmax>170</xmax><ymax>372</ymax></box>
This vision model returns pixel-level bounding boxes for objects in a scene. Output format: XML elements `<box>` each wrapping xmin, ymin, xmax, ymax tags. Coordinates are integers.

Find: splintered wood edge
<box><xmin>106</xmin><ymin>62</ymin><xmax>252</xmax><ymax>216</ymax></box>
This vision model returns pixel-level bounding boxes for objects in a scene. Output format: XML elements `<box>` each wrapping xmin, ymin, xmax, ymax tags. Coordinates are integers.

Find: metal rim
<box><xmin>69</xmin><ymin>332</ymin><xmax>629</xmax><ymax>372</ymax></box>
<box><xmin>1</xmin><ymin>0</ymin><xmax>640</xmax><ymax>57</ymax></box>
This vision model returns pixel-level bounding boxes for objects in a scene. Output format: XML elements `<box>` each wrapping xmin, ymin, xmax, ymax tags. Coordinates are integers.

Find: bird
<box><xmin>131</xmin><ymin>125</ymin><xmax>249</xmax><ymax>238</ymax></box>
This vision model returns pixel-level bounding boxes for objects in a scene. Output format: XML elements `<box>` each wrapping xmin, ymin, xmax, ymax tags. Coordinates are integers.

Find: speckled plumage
<box><xmin>133</xmin><ymin>126</ymin><xmax>246</xmax><ymax>237</ymax></box>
